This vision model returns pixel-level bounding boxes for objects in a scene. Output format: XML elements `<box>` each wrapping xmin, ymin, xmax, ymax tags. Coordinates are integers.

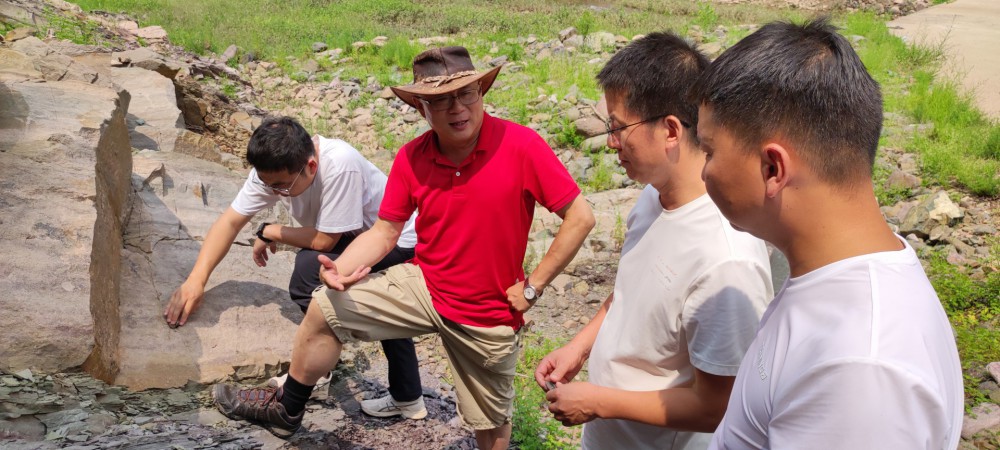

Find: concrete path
<box><xmin>888</xmin><ymin>0</ymin><xmax>1000</xmax><ymax>120</ymax></box>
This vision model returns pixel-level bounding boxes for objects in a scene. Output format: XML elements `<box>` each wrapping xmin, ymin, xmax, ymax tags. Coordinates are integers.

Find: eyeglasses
<box><xmin>416</xmin><ymin>86</ymin><xmax>481</xmax><ymax>112</ymax></box>
<box><xmin>604</xmin><ymin>114</ymin><xmax>691</xmax><ymax>145</ymax></box>
<box><xmin>252</xmin><ymin>166</ymin><xmax>305</xmax><ymax>195</ymax></box>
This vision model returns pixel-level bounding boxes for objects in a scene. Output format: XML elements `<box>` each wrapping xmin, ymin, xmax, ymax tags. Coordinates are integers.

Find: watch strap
<box><xmin>256</xmin><ymin>222</ymin><xmax>273</xmax><ymax>244</ymax></box>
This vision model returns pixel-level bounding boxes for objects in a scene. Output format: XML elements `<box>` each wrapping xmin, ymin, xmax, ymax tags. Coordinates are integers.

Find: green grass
<box><xmin>513</xmin><ymin>334</ymin><xmax>580</xmax><ymax>449</ymax></box>
<box><xmin>844</xmin><ymin>13</ymin><xmax>1000</xmax><ymax>196</ymax></box>
<box><xmin>924</xmin><ymin>242</ymin><xmax>1000</xmax><ymax>407</ymax></box>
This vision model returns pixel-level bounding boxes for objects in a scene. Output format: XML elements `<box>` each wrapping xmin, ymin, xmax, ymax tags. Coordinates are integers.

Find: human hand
<box><xmin>164</xmin><ymin>280</ymin><xmax>205</xmax><ymax>328</ymax></box>
<box><xmin>252</xmin><ymin>237</ymin><xmax>277</xmax><ymax>267</ymax></box>
<box><xmin>506</xmin><ymin>281</ymin><xmax>534</xmax><ymax>313</ymax></box>
<box><xmin>546</xmin><ymin>381</ymin><xmax>600</xmax><ymax>426</ymax></box>
<box><xmin>318</xmin><ymin>254</ymin><xmax>371</xmax><ymax>291</ymax></box>
<box><xmin>534</xmin><ymin>343</ymin><xmax>587</xmax><ymax>390</ymax></box>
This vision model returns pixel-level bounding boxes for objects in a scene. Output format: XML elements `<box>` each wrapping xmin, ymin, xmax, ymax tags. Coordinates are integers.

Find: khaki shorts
<box><xmin>314</xmin><ymin>263</ymin><xmax>521</xmax><ymax>430</ymax></box>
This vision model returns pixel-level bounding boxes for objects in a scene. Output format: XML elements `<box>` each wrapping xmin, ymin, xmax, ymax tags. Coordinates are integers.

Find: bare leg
<box><xmin>475</xmin><ymin>423</ymin><xmax>511</xmax><ymax>450</ymax></box>
<box><xmin>288</xmin><ymin>300</ymin><xmax>342</xmax><ymax>385</ymax></box>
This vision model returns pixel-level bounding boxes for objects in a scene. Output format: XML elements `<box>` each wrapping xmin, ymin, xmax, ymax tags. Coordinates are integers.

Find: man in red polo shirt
<box><xmin>212</xmin><ymin>46</ymin><xmax>595</xmax><ymax>448</ymax></box>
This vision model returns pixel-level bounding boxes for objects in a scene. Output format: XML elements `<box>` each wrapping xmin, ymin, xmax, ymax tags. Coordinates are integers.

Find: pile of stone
<box><xmin>844</xmin><ymin>0</ymin><xmax>933</xmax><ymax>17</ymax></box>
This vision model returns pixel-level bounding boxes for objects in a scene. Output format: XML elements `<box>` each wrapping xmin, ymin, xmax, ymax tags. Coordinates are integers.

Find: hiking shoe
<box><xmin>267</xmin><ymin>371</ymin><xmax>332</xmax><ymax>390</ymax></box>
<box><xmin>212</xmin><ymin>383</ymin><xmax>303</xmax><ymax>438</ymax></box>
<box><xmin>360</xmin><ymin>394</ymin><xmax>428</xmax><ymax>420</ymax></box>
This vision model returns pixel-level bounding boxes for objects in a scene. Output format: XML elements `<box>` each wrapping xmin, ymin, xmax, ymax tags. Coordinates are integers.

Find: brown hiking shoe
<box><xmin>212</xmin><ymin>383</ymin><xmax>303</xmax><ymax>438</ymax></box>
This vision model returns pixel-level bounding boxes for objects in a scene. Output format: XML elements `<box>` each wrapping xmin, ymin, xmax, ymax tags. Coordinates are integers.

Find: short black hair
<box><xmin>691</xmin><ymin>18</ymin><xmax>883</xmax><ymax>185</ymax></box>
<box><xmin>246</xmin><ymin>116</ymin><xmax>314</xmax><ymax>173</ymax></box>
<box><xmin>597</xmin><ymin>31</ymin><xmax>709</xmax><ymax>138</ymax></box>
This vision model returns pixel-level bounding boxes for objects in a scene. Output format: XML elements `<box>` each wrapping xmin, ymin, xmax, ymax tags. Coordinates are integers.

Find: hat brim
<box><xmin>391</xmin><ymin>64</ymin><xmax>502</xmax><ymax>110</ymax></box>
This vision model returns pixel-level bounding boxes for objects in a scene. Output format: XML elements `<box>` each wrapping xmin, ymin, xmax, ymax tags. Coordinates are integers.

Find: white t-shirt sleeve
<box><xmin>231</xmin><ymin>170</ymin><xmax>278</xmax><ymax>216</ymax></box>
<box><xmin>315</xmin><ymin>168</ymin><xmax>365</xmax><ymax>234</ymax></box>
<box><xmin>770</xmin><ymin>359</ymin><xmax>951</xmax><ymax>450</ymax></box>
<box><xmin>683</xmin><ymin>259</ymin><xmax>771</xmax><ymax>376</ymax></box>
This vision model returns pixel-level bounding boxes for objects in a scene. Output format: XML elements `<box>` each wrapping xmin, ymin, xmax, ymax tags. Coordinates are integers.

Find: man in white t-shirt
<box><xmin>163</xmin><ymin>116</ymin><xmax>426</xmax><ymax>417</ymax></box>
<box><xmin>692</xmin><ymin>19</ymin><xmax>963</xmax><ymax>449</ymax></box>
<box><xmin>534</xmin><ymin>32</ymin><xmax>774</xmax><ymax>450</ymax></box>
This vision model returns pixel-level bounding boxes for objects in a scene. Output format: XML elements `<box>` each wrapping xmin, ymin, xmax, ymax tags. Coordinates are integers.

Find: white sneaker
<box><xmin>267</xmin><ymin>371</ymin><xmax>332</xmax><ymax>390</ymax></box>
<box><xmin>360</xmin><ymin>394</ymin><xmax>428</xmax><ymax>420</ymax></box>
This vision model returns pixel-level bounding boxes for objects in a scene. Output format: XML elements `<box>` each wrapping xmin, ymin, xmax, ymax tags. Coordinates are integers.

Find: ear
<box><xmin>761</xmin><ymin>143</ymin><xmax>790</xmax><ymax>198</ymax></box>
<box><xmin>307</xmin><ymin>155</ymin><xmax>319</xmax><ymax>175</ymax></box>
<box><xmin>661</xmin><ymin>115</ymin><xmax>684</xmax><ymax>151</ymax></box>
<box><xmin>663</xmin><ymin>116</ymin><xmax>684</xmax><ymax>142</ymax></box>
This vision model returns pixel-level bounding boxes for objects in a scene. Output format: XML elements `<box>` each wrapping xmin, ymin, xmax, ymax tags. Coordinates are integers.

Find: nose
<box><xmin>606</xmin><ymin>132</ymin><xmax>620</xmax><ymax>150</ymax></box>
<box><xmin>446</xmin><ymin>95</ymin><xmax>467</xmax><ymax>113</ymax></box>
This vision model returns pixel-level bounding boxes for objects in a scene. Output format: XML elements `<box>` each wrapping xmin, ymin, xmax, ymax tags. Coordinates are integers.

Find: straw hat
<box><xmin>391</xmin><ymin>46</ymin><xmax>502</xmax><ymax>109</ymax></box>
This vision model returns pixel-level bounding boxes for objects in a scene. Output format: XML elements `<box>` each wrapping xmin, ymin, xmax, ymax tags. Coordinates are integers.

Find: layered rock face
<box><xmin>1</xmin><ymin>32</ymin><xmax>299</xmax><ymax>390</ymax></box>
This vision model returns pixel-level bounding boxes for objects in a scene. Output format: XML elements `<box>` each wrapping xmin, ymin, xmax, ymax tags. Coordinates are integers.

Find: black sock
<box><xmin>279</xmin><ymin>374</ymin><xmax>313</xmax><ymax>417</ymax></box>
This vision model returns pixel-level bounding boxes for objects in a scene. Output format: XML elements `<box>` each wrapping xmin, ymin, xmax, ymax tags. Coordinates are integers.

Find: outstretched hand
<box><xmin>164</xmin><ymin>280</ymin><xmax>204</xmax><ymax>328</ymax></box>
<box><xmin>318</xmin><ymin>254</ymin><xmax>371</xmax><ymax>291</ymax></box>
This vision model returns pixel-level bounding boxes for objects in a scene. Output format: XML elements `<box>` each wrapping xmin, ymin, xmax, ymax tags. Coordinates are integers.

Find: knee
<box><xmin>302</xmin><ymin>300</ymin><xmax>337</xmax><ymax>340</ymax></box>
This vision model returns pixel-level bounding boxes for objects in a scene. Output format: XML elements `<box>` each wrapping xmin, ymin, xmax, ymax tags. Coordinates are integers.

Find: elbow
<box><xmin>313</xmin><ymin>234</ymin><xmax>342</xmax><ymax>253</ymax></box>
<box><xmin>700</xmin><ymin>406</ymin><xmax>728</xmax><ymax>433</ymax></box>
<box><xmin>572</xmin><ymin>206</ymin><xmax>596</xmax><ymax>234</ymax></box>
<box><xmin>314</xmin><ymin>242</ymin><xmax>336</xmax><ymax>253</ymax></box>
<box><xmin>581</xmin><ymin>210</ymin><xmax>596</xmax><ymax>233</ymax></box>
<box><xmin>689</xmin><ymin>398</ymin><xmax>729</xmax><ymax>433</ymax></box>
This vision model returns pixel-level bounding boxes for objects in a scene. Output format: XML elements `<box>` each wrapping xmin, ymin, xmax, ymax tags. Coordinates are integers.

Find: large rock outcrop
<box><xmin>115</xmin><ymin>150</ymin><xmax>299</xmax><ymax>390</ymax></box>
<box><xmin>1</xmin><ymin>66</ymin><xmax>131</xmax><ymax>373</ymax></box>
<box><xmin>1</xmin><ymin>34</ymin><xmax>299</xmax><ymax>390</ymax></box>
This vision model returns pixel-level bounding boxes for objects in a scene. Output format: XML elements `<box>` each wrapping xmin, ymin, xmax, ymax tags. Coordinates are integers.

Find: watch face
<box><xmin>524</xmin><ymin>285</ymin><xmax>536</xmax><ymax>300</ymax></box>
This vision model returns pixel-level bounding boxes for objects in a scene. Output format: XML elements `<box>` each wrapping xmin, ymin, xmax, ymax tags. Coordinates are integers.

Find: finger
<box><xmin>535</xmin><ymin>359</ymin><xmax>553</xmax><ymax>388</ymax></box>
<box><xmin>320</xmin><ymin>267</ymin><xmax>345</xmax><ymax>291</ymax></box>
<box><xmin>318</xmin><ymin>254</ymin><xmax>338</xmax><ymax>272</ymax></box>
<box><xmin>269</xmin><ymin>242</ymin><xmax>277</xmax><ymax>253</ymax></box>
<box><xmin>179</xmin><ymin>303</ymin><xmax>193</xmax><ymax>326</ymax></box>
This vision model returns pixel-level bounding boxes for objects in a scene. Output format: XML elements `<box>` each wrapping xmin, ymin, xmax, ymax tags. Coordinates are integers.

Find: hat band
<box><xmin>419</xmin><ymin>70</ymin><xmax>479</xmax><ymax>88</ymax></box>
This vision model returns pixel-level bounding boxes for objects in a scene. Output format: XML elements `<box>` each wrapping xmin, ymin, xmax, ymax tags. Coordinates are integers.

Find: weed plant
<box><xmin>512</xmin><ymin>334</ymin><xmax>580</xmax><ymax>449</ymax></box>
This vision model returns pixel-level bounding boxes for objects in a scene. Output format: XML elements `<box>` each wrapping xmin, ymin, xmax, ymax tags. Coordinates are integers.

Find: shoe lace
<box><xmin>237</xmin><ymin>386</ymin><xmax>279</xmax><ymax>408</ymax></box>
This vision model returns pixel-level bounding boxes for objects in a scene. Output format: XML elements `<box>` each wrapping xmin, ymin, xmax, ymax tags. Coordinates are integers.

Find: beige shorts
<box><xmin>314</xmin><ymin>263</ymin><xmax>521</xmax><ymax>430</ymax></box>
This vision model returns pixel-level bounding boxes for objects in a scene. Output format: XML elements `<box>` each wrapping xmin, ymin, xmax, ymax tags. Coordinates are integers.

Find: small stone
<box><xmin>13</xmin><ymin>369</ymin><xmax>33</xmax><ymax>383</ymax></box>
<box><xmin>962</xmin><ymin>403</ymin><xmax>1000</xmax><ymax>439</ymax></box>
<box><xmin>311</xmin><ymin>42</ymin><xmax>328</xmax><ymax>53</ymax></box>
<box><xmin>987</xmin><ymin>362</ymin><xmax>1000</xmax><ymax>384</ymax></box>
<box><xmin>220</xmin><ymin>44</ymin><xmax>238</xmax><ymax>63</ymax></box>
<box><xmin>562</xmin><ymin>319</ymin><xmax>577</xmax><ymax>329</ymax></box>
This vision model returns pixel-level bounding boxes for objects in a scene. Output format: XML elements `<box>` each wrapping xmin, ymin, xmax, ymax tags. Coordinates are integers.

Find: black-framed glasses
<box><xmin>604</xmin><ymin>114</ymin><xmax>691</xmax><ymax>145</ymax></box>
<box><xmin>416</xmin><ymin>85</ymin><xmax>481</xmax><ymax>111</ymax></box>
<box><xmin>251</xmin><ymin>166</ymin><xmax>305</xmax><ymax>195</ymax></box>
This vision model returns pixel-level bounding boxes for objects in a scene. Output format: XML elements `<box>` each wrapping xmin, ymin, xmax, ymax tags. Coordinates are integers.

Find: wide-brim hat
<box><xmin>391</xmin><ymin>46</ymin><xmax>502</xmax><ymax>110</ymax></box>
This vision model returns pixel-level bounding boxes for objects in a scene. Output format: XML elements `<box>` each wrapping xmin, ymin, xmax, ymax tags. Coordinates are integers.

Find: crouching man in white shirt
<box><xmin>165</xmin><ymin>116</ymin><xmax>426</xmax><ymax>417</ymax></box>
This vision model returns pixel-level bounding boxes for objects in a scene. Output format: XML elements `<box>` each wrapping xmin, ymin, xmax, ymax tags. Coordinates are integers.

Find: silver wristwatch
<box><xmin>523</xmin><ymin>278</ymin><xmax>542</xmax><ymax>301</ymax></box>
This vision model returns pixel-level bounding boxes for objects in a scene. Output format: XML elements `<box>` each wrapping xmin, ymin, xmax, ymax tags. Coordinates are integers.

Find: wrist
<box><xmin>255</xmin><ymin>222</ymin><xmax>273</xmax><ymax>243</ymax></box>
<box><xmin>524</xmin><ymin>276</ymin><xmax>545</xmax><ymax>301</ymax></box>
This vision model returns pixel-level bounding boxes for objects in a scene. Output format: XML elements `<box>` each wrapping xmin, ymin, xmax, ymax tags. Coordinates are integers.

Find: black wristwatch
<box><xmin>255</xmin><ymin>222</ymin><xmax>273</xmax><ymax>243</ymax></box>
<box><xmin>523</xmin><ymin>277</ymin><xmax>543</xmax><ymax>302</ymax></box>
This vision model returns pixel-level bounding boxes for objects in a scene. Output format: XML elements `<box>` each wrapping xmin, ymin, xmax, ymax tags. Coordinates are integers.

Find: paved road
<box><xmin>888</xmin><ymin>0</ymin><xmax>1000</xmax><ymax>119</ymax></box>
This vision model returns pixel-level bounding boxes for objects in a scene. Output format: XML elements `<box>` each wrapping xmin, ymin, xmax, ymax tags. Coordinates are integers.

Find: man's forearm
<box><xmin>596</xmin><ymin>373</ymin><xmax>733</xmax><ymax>432</ymax></box>
<box><xmin>264</xmin><ymin>224</ymin><xmax>342</xmax><ymax>252</ymax></box>
<box><xmin>529</xmin><ymin>194</ymin><xmax>595</xmax><ymax>289</ymax></box>
<box><xmin>188</xmin><ymin>208</ymin><xmax>250</xmax><ymax>286</ymax></box>
<box><xmin>333</xmin><ymin>219</ymin><xmax>403</xmax><ymax>274</ymax></box>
